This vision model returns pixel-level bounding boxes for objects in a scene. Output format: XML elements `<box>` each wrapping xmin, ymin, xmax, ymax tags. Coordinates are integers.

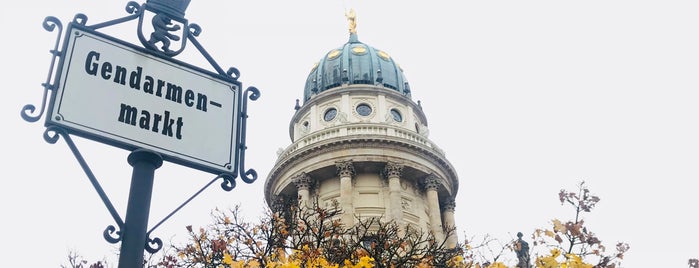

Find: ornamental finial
<box><xmin>345</xmin><ymin>8</ymin><xmax>357</xmax><ymax>34</ymax></box>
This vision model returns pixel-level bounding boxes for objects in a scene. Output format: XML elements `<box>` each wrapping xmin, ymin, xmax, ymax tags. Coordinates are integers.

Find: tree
<box><xmin>530</xmin><ymin>181</ymin><xmax>629</xmax><ymax>268</ymax></box>
<box><xmin>158</xmin><ymin>197</ymin><xmax>464</xmax><ymax>267</ymax></box>
<box><xmin>61</xmin><ymin>251</ymin><xmax>106</xmax><ymax>268</ymax></box>
<box><xmin>68</xmin><ymin>181</ymin><xmax>630</xmax><ymax>267</ymax></box>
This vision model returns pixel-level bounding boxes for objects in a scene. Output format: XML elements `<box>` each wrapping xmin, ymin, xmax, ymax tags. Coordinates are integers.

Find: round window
<box><xmin>356</xmin><ymin>103</ymin><xmax>372</xmax><ymax>116</ymax></box>
<box><xmin>390</xmin><ymin>109</ymin><xmax>402</xmax><ymax>122</ymax></box>
<box><xmin>324</xmin><ymin>108</ymin><xmax>337</xmax><ymax>121</ymax></box>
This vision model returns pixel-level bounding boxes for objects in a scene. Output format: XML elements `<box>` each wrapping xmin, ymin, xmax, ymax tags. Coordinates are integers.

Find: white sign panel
<box><xmin>48</xmin><ymin>25</ymin><xmax>240</xmax><ymax>175</ymax></box>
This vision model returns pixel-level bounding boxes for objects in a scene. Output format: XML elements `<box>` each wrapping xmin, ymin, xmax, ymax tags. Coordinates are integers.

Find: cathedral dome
<box><xmin>302</xmin><ymin>32</ymin><xmax>411</xmax><ymax>103</ymax></box>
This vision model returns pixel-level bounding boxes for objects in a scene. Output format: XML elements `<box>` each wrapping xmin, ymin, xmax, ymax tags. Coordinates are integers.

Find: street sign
<box><xmin>47</xmin><ymin>23</ymin><xmax>241</xmax><ymax>176</ymax></box>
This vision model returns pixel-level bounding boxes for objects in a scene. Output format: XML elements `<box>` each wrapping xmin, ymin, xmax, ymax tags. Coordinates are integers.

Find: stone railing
<box><xmin>277</xmin><ymin>124</ymin><xmax>444</xmax><ymax>160</ymax></box>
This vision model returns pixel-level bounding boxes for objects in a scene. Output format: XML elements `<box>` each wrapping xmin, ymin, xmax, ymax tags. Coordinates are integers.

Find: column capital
<box><xmin>335</xmin><ymin>160</ymin><xmax>356</xmax><ymax>178</ymax></box>
<box><xmin>441</xmin><ymin>198</ymin><xmax>456</xmax><ymax>212</ymax></box>
<box><xmin>292</xmin><ymin>172</ymin><xmax>313</xmax><ymax>190</ymax></box>
<box><xmin>271</xmin><ymin>194</ymin><xmax>289</xmax><ymax>213</ymax></box>
<box><xmin>383</xmin><ymin>161</ymin><xmax>404</xmax><ymax>179</ymax></box>
<box><xmin>423</xmin><ymin>174</ymin><xmax>441</xmax><ymax>191</ymax></box>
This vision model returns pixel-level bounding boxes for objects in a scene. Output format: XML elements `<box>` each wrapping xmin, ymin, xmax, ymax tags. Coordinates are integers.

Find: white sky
<box><xmin>2</xmin><ymin>1</ymin><xmax>698</xmax><ymax>267</ymax></box>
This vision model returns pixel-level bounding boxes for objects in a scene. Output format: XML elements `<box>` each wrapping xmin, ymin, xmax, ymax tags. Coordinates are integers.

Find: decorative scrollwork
<box><xmin>241</xmin><ymin>169</ymin><xmax>257</xmax><ymax>184</ymax></box>
<box><xmin>72</xmin><ymin>13</ymin><xmax>88</xmax><ymax>25</ymax></box>
<box><xmin>125</xmin><ymin>1</ymin><xmax>141</xmax><ymax>14</ymax></box>
<box><xmin>21</xmin><ymin>95</ymin><xmax>47</xmax><ymax>123</ymax></box>
<box><xmin>43</xmin><ymin>126</ymin><xmax>64</xmax><ymax>144</ymax></box>
<box><xmin>103</xmin><ymin>225</ymin><xmax>122</xmax><ymax>244</ymax></box>
<box><xmin>42</xmin><ymin>16</ymin><xmax>62</xmax><ymax>32</ymax></box>
<box><xmin>218</xmin><ymin>173</ymin><xmax>236</xmax><ymax>191</ymax></box>
<box><xmin>21</xmin><ymin>16</ymin><xmax>63</xmax><ymax>123</ymax></box>
<box><xmin>227</xmin><ymin>67</ymin><xmax>240</xmax><ymax>80</ymax></box>
<box><xmin>188</xmin><ymin>23</ymin><xmax>201</xmax><ymax>36</ymax></box>
<box><xmin>145</xmin><ymin>236</ymin><xmax>163</xmax><ymax>253</ymax></box>
<box><xmin>245</xmin><ymin>86</ymin><xmax>261</xmax><ymax>101</ymax></box>
<box><xmin>238</xmin><ymin>86</ymin><xmax>260</xmax><ymax>184</ymax></box>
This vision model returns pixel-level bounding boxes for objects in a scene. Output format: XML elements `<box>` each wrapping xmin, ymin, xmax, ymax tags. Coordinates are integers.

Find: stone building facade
<box><xmin>264</xmin><ymin>12</ymin><xmax>459</xmax><ymax>247</ymax></box>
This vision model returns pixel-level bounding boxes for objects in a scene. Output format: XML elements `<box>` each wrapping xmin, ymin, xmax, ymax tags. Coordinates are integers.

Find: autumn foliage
<box><xmin>65</xmin><ymin>182</ymin><xmax>633</xmax><ymax>267</ymax></box>
<box><xmin>531</xmin><ymin>182</ymin><xmax>629</xmax><ymax>268</ymax></box>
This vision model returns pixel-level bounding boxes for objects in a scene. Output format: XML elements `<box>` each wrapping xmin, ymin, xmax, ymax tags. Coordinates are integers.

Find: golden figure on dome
<box><xmin>345</xmin><ymin>8</ymin><xmax>357</xmax><ymax>34</ymax></box>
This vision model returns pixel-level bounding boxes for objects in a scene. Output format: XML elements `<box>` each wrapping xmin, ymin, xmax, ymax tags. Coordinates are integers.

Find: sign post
<box><xmin>119</xmin><ymin>149</ymin><xmax>163</xmax><ymax>268</ymax></box>
<box><xmin>21</xmin><ymin>0</ymin><xmax>260</xmax><ymax>266</ymax></box>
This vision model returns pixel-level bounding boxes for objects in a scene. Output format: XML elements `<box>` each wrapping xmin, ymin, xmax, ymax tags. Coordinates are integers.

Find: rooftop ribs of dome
<box><xmin>303</xmin><ymin>36</ymin><xmax>410</xmax><ymax>103</ymax></box>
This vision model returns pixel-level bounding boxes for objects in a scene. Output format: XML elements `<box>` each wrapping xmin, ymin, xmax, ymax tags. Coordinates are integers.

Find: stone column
<box><xmin>384</xmin><ymin>162</ymin><xmax>404</xmax><ymax>227</ymax></box>
<box><xmin>336</xmin><ymin>160</ymin><xmax>356</xmax><ymax>226</ymax></box>
<box><xmin>292</xmin><ymin>172</ymin><xmax>313</xmax><ymax>209</ymax></box>
<box><xmin>424</xmin><ymin>174</ymin><xmax>444</xmax><ymax>242</ymax></box>
<box><xmin>441</xmin><ymin>198</ymin><xmax>457</xmax><ymax>248</ymax></box>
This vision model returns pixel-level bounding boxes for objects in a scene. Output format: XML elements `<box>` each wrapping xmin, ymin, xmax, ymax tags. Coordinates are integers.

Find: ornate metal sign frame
<box><xmin>20</xmin><ymin>0</ymin><xmax>260</xmax><ymax>258</ymax></box>
<box><xmin>22</xmin><ymin>0</ymin><xmax>259</xmax><ymax>182</ymax></box>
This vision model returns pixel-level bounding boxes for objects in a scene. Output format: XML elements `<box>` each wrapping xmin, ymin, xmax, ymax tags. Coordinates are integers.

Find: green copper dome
<box><xmin>303</xmin><ymin>32</ymin><xmax>412</xmax><ymax>103</ymax></box>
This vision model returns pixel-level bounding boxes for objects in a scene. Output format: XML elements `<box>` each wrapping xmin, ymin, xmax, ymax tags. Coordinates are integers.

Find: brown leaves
<box><xmin>558</xmin><ymin>181</ymin><xmax>601</xmax><ymax>212</ymax></box>
<box><xmin>530</xmin><ymin>181</ymin><xmax>630</xmax><ymax>268</ymax></box>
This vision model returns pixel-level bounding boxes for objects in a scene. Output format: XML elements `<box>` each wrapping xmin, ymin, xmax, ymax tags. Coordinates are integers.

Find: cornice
<box><xmin>264</xmin><ymin>134</ymin><xmax>459</xmax><ymax>204</ymax></box>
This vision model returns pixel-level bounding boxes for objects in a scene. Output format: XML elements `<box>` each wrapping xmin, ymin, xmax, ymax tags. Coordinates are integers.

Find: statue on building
<box><xmin>514</xmin><ymin>232</ymin><xmax>530</xmax><ymax>268</ymax></box>
<box><xmin>345</xmin><ymin>8</ymin><xmax>357</xmax><ymax>34</ymax></box>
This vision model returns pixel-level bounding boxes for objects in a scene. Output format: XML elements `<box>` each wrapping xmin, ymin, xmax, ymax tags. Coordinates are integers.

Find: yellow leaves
<box><xmin>222</xmin><ymin>252</ymin><xmax>234</xmax><ymax>265</ymax></box>
<box><xmin>486</xmin><ymin>262</ymin><xmax>508</xmax><ymax>268</ymax></box>
<box><xmin>247</xmin><ymin>259</ymin><xmax>261</xmax><ymax>268</ymax></box>
<box><xmin>353</xmin><ymin>256</ymin><xmax>375</xmax><ymax>268</ymax></box>
<box><xmin>563</xmin><ymin>254</ymin><xmax>593</xmax><ymax>268</ymax></box>
<box><xmin>447</xmin><ymin>255</ymin><xmax>464</xmax><ymax>266</ymax></box>
<box><xmin>535</xmin><ymin>255</ymin><xmax>560</xmax><ymax>268</ymax></box>
<box><xmin>544</xmin><ymin>230</ymin><xmax>555</xmax><ymax>238</ymax></box>
<box><xmin>534</xmin><ymin>250</ymin><xmax>595</xmax><ymax>268</ymax></box>
<box><xmin>550</xmin><ymin>249</ymin><xmax>561</xmax><ymax>258</ymax></box>
<box><xmin>228</xmin><ymin>260</ymin><xmax>246</xmax><ymax>268</ymax></box>
<box><xmin>552</xmin><ymin>219</ymin><xmax>566</xmax><ymax>233</ymax></box>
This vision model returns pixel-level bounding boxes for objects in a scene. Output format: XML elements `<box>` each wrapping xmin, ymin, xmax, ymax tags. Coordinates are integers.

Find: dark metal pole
<box><xmin>118</xmin><ymin>149</ymin><xmax>163</xmax><ymax>268</ymax></box>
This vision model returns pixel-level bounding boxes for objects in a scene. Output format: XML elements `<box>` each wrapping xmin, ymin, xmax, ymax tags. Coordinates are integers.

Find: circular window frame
<box><xmin>390</xmin><ymin>108</ymin><xmax>403</xmax><ymax>122</ymax></box>
<box><xmin>323</xmin><ymin>107</ymin><xmax>338</xmax><ymax>122</ymax></box>
<box><xmin>355</xmin><ymin>103</ymin><xmax>373</xmax><ymax>117</ymax></box>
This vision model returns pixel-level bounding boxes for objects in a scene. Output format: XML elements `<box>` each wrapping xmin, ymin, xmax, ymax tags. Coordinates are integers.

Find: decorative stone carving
<box><xmin>335</xmin><ymin>160</ymin><xmax>356</xmax><ymax>178</ymax></box>
<box><xmin>292</xmin><ymin>172</ymin><xmax>313</xmax><ymax>190</ymax></box>
<box><xmin>416</xmin><ymin>121</ymin><xmax>430</xmax><ymax>137</ymax></box>
<box><xmin>441</xmin><ymin>198</ymin><xmax>456</xmax><ymax>212</ymax></box>
<box><xmin>324</xmin><ymin>198</ymin><xmax>340</xmax><ymax>209</ymax></box>
<box><xmin>423</xmin><ymin>174</ymin><xmax>440</xmax><ymax>191</ymax></box>
<box><xmin>401</xmin><ymin>199</ymin><xmax>412</xmax><ymax>210</ymax></box>
<box><xmin>383</xmin><ymin>161</ymin><xmax>404</xmax><ymax>179</ymax></box>
<box><xmin>271</xmin><ymin>194</ymin><xmax>289</xmax><ymax>213</ymax></box>
<box><xmin>337</xmin><ymin>111</ymin><xmax>348</xmax><ymax>123</ymax></box>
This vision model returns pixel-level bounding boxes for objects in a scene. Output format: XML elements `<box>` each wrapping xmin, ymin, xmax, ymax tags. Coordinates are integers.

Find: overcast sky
<box><xmin>2</xmin><ymin>1</ymin><xmax>698</xmax><ymax>267</ymax></box>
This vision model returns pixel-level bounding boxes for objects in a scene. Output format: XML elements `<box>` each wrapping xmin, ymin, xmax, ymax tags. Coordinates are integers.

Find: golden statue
<box><xmin>345</xmin><ymin>8</ymin><xmax>357</xmax><ymax>34</ymax></box>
